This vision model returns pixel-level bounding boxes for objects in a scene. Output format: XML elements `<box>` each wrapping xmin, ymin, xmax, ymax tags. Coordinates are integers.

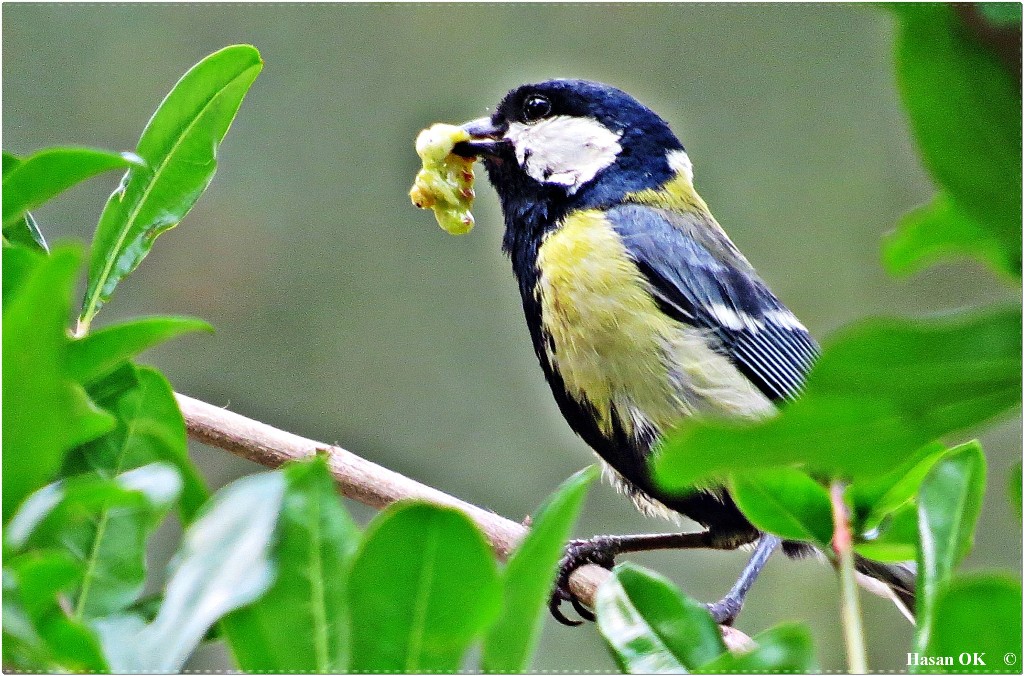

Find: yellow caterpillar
<box><xmin>409</xmin><ymin>123</ymin><xmax>477</xmax><ymax>235</ymax></box>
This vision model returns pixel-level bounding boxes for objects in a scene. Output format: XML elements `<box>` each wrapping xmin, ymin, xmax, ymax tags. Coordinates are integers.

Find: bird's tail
<box><xmin>854</xmin><ymin>556</ymin><xmax>916</xmax><ymax>622</ymax></box>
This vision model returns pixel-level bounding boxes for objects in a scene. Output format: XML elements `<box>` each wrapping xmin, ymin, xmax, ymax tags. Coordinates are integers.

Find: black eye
<box><xmin>522</xmin><ymin>94</ymin><xmax>552</xmax><ymax>122</ymax></box>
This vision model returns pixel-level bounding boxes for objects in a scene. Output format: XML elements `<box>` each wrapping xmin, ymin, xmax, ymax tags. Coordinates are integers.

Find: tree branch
<box><xmin>174</xmin><ymin>391</ymin><xmax>754</xmax><ymax>652</ymax></box>
<box><xmin>830</xmin><ymin>481</ymin><xmax>867</xmax><ymax>674</ymax></box>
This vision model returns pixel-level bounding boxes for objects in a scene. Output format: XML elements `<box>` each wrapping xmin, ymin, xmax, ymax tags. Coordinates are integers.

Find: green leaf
<box><xmin>914</xmin><ymin>443</ymin><xmax>986</xmax><ymax>653</ymax></box>
<box><xmin>2</xmin><ymin>241</ymin><xmax>41</xmax><ymax>307</ymax></box>
<box><xmin>348</xmin><ymin>501</ymin><xmax>502</xmax><ymax>673</ymax></box>
<box><xmin>850</xmin><ymin>442</ymin><xmax>947</xmax><ymax>533</ymax></box>
<box><xmin>854</xmin><ymin>502</ymin><xmax>918</xmax><ymax>563</ymax></box>
<box><xmin>729</xmin><ymin>469</ymin><xmax>833</xmax><ymax>546</ymax></box>
<box><xmin>482</xmin><ymin>466</ymin><xmax>598</xmax><ymax>673</ymax></box>
<box><xmin>2</xmin><ymin>245</ymin><xmax>115</xmax><ymax>521</ymax></box>
<box><xmin>223</xmin><ymin>456</ymin><xmax>360</xmax><ymax>673</ymax></box>
<box><xmin>892</xmin><ymin>4</ymin><xmax>1022</xmax><ymax>278</ymax></box>
<box><xmin>116</xmin><ymin>593</ymin><xmax>224</xmax><ymax>646</ymax></box>
<box><xmin>979</xmin><ymin>2</ymin><xmax>1022</xmax><ymax>25</ymax></box>
<box><xmin>55</xmin><ymin>315</ymin><xmax>209</xmax><ymax>523</ymax></box>
<box><xmin>1</xmin><ymin>146</ymin><xmax>143</xmax><ymax>228</ymax></box>
<box><xmin>883</xmin><ymin>193</ymin><xmax>1019</xmax><ymax>281</ymax></box>
<box><xmin>3</xmin><ymin>151</ymin><xmax>21</xmax><ymax>177</ymax></box>
<box><xmin>6</xmin><ymin>465</ymin><xmax>181</xmax><ymax>619</ymax></box>
<box><xmin>6</xmin><ymin>465</ymin><xmax>179</xmax><ymax>549</ymax></box>
<box><xmin>596</xmin><ymin>563</ymin><xmax>725</xmax><ymax>674</ymax></box>
<box><xmin>79</xmin><ymin>45</ymin><xmax>263</xmax><ymax>330</ymax></box>
<box><xmin>924</xmin><ymin>573</ymin><xmax>1022</xmax><ymax>673</ymax></box>
<box><xmin>654</xmin><ymin>307</ymin><xmax>1020</xmax><ymax>491</ymax></box>
<box><xmin>70</xmin><ymin>365</ymin><xmax>210</xmax><ymax>523</ymax></box>
<box><xmin>696</xmin><ymin>623</ymin><xmax>818</xmax><ymax>674</ymax></box>
<box><xmin>3</xmin><ymin>551</ymin><xmax>109</xmax><ymax>672</ymax></box>
<box><xmin>75</xmin><ymin>465</ymin><xmax>180</xmax><ymax>619</ymax></box>
<box><xmin>4</xmin><ymin>211</ymin><xmax>49</xmax><ymax>253</ymax></box>
<box><xmin>68</xmin><ymin>316</ymin><xmax>212</xmax><ymax>385</ymax></box>
<box><xmin>93</xmin><ymin>471</ymin><xmax>285</xmax><ymax>672</ymax></box>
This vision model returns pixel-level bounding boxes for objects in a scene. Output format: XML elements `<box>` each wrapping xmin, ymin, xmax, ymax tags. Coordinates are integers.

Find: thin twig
<box><xmin>174</xmin><ymin>392</ymin><xmax>754</xmax><ymax>652</ymax></box>
<box><xmin>830</xmin><ymin>480</ymin><xmax>867</xmax><ymax>674</ymax></box>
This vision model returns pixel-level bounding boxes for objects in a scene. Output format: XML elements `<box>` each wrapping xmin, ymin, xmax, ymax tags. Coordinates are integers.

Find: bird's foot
<box><xmin>705</xmin><ymin>596</ymin><xmax>743</xmax><ymax>626</ymax></box>
<box><xmin>550</xmin><ymin>536</ymin><xmax>618</xmax><ymax>626</ymax></box>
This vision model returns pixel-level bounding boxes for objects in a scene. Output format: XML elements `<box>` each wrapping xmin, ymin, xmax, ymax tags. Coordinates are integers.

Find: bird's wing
<box><xmin>607</xmin><ymin>204</ymin><xmax>819</xmax><ymax>402</ymax></box>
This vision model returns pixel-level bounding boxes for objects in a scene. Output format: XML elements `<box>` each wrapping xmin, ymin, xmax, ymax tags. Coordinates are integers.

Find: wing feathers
<box><xmin>607</xmin><ymin>204</ymin><xmax>819</xmax><ymax>402</ymax></box>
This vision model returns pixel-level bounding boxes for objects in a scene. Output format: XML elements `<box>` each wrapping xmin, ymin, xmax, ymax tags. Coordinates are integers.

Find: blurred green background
<box><xmin>4</xmin><ymin>3</ymin><xmax>1020</xmax><ymax>672</ymax></box>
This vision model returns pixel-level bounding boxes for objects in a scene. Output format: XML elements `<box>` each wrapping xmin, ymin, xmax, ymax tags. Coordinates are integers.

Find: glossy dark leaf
<box><xmin>223</xmin><ymin>456</ymin><xmax>360</xmax><ymax>673</ymax></box>
<box><xmin>1</xmin><ymin>146</ymin><xmax>142</xmax><ymax>228</ymax></box>
<box><xmin>482</xmin><ymin>466</ymin><xmax>597</xmax><ymax>673</ymax></box>
<box><xmin>79</xmin><ymin>45</ymin><xmax>263</xmax><ymax>330</ymax></box>
<box><xmin>891</xmin><ymin>4</ymin><xmax>1022</xmax><ymax>279</ymax></box>
<box><xmin>2</xmin><ymin>245</ymin><xmax>115</xmax><ymax>521</ymax></box>
<box><xmin>596</xmin><ymin>563</ymin><xmax>725</xmax><ymax>673</ymax></box>
<box><xmin>93</xmin><ymin>472</ymin><xmax>285</xmax><ymax>672</ymax></box>
<box><xmin>914</xmin><ymin>443</ymin><xmax>986</xmax><ymax>653</ymax></box>
<box><xmin>697</xmin><ymin>623</ymin><xmax>818</xmax><ymax>674</ymax></box>
<box><xmin>924</xmin><ymin>573</ymin><xmax>1022</xmax><ymax>674</ymax></box>
<box><xmin>729</xmin><ymin>469</ymin><xmax>832</xmax><ymax>546</ymax></box>
<box><xmin>654</xmin><ymin>308</ymin><xmax>1020</xmax><ymax>491</ymax></box>
<box><xmin>348</xmin><ymin>502</ymin><xmax>501</xmax><ymax>673</ymax></box>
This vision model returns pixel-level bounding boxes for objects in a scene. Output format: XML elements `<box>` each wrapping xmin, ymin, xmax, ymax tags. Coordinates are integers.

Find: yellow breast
<box><xmin>535</xmin><ymin>209</ymin><xmax>772</xmax><ymax>439</ymax></box>
<box><xmin>535</xmin><ymin>210</ymin><xmax>680</xmax><ymax>435</ymax></box>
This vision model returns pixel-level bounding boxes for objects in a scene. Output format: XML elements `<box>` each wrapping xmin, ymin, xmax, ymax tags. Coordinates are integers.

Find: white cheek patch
<box><xmin>506</xmin><ymin>116</ymin><xmax>622</xmax><ymax>193</ymax></box>
<box><xmin>665</xmin><ymin>149</ymin><xmax>694</xmax><ymax>183</ymax></box>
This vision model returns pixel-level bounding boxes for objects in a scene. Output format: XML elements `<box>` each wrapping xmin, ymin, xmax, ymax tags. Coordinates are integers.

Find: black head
<box><xmin>455</xmin><ymin>80</ymin><xmax>688</xmax><ymax>234</ymax></box>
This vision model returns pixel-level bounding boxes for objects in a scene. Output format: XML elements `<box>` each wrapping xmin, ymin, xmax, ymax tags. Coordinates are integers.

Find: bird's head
<box><xmin>454</xmin><ymin>79</ymin><xmax>691</xmax><ymax>229</ymax></box>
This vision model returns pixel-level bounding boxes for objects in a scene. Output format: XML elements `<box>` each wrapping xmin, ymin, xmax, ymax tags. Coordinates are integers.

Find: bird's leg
<box><xmin>550</xmin><ymin>530</ymin><xmax>756</xmax><ymax>626</ymax></box>
<box><xmin>705</xmin><ymin>534</ymin><xmax>781</xmax><ymax>625</ymax></box>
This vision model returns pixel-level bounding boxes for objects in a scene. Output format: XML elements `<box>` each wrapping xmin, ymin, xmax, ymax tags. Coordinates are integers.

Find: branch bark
<box><xmin>174</xmin><ymin>391</ymin><xmax>754</xmax><ymax>652</ymax></box>
<box><xmin>831</xmin><ymin>481</ymin><xmax>867</xmax><ymax>674</ymax></box>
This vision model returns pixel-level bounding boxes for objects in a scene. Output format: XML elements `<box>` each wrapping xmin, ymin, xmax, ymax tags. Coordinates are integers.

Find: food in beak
<box><xmin>409</xmin><ymin>123</ymin><xmax>477</xmax><ymax>235</ymax></box>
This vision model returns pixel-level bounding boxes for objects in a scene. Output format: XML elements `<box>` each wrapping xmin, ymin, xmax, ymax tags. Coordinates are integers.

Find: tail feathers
<box><xmin>855</xmin><ymin>556</ymin><xmax>916</xmax><ymax>622</ymax></box>
<box><xmin>782</xmin><ymin>543</ymin><xmax>917</xmax><ymax>622</ymax></box>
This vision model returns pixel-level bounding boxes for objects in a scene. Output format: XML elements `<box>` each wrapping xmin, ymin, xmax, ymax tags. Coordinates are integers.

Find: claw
<box><xmin>570</xmin><ymin>595</ymin><xmax>596</xmax><ymax>622</ymax></box>
<box><xmin>550</xmin><ymin>586</ymin><xmax>584</xmax><ymax>626</ymax></box>
<box><xmin>550</xmin><ymin>596</ymin><xmax>584</xmax><ymax>626</ymax></box>
<box><xmin>549</xmin><ymin>537</ymin><xmax>618</xmax><ymax>626</ymax></box>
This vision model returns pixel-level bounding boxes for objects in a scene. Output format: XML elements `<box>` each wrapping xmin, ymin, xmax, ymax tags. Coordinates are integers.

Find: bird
<box><xmin>449</xmin><ymin>79</ymin><xmax>915</xmax><ymax>626</ymax></box>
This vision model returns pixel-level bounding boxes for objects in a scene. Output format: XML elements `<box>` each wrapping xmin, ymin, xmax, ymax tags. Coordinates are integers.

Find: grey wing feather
<box><xmin>607</xmin><ymin>204</ymin><xmax>819</xmax><ymax>402</ymax></box>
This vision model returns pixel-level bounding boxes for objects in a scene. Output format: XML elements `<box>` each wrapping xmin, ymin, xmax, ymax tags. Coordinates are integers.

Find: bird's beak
<box><xmin>452</xmin><ymin>117</ymin><xmax>509</xmax><ymax>158</ymax></box>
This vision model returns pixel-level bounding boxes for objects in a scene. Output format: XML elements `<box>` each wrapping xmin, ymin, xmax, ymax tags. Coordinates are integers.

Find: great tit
<box><xmin>451</xmin><ymin>79</ymin><xmax>915</xmax><ymax>625</ymax></box>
